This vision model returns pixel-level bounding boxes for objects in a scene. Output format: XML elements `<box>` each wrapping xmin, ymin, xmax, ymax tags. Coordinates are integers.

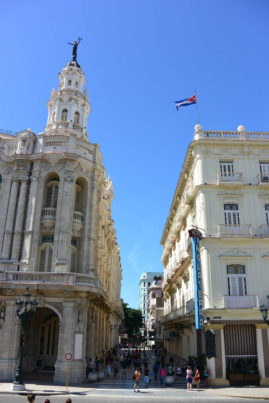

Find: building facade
<box><xmin>148</xmin><ymin>276</ymin><xmax>164</xmax><ymax>347</ymax></box>
<box><xmin>0</xmin><ymin>53</ymin><xmax>123</xmax><ymax>384</ymax></box>
<box><xmin>139</xmin><ymin>272</ymin><xmax>162</xmax><ymax>327</ymax></box>
<box><xmin>161</xmin><ymin>124</ymin><xmax>269</xmax><ymax>385</ymax></box>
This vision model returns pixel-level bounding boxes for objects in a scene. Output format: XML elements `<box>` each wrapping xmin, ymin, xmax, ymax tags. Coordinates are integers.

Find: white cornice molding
<box><xmin>219</xmin><ymin>249</ymin><xmax>253</xmax><ymax>260</ymax></box>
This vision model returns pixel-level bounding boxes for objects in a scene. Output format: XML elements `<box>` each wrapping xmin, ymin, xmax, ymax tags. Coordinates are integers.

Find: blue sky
<box><xmin>1</xmin><ymin>0</ymin><xmax>269</xmax><ymax>308</ymax></box>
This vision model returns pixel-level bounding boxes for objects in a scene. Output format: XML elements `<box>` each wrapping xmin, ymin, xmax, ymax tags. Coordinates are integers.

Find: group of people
<box><xmin>89</xmin><ymin>346</ymin><xmax>211</xmax><ymax>392</ymax></box>
<box><xmin>27</xmin><ymin>396</ymin><xmax>72</xmax><ymax>403</ymax></box>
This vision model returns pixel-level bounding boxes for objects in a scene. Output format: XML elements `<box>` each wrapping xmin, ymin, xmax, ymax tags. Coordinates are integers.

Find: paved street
<box><xmin>0</xmin><ymin>376</ymin><xmax>268</xmax><ymax>402</ymax></box>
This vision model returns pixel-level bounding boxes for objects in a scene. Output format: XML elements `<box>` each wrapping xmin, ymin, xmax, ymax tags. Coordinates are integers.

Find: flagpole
<box><xmin>194</xmin><ymin>90</ymin><xmax>200</xmax><ymax>124</ymax></box>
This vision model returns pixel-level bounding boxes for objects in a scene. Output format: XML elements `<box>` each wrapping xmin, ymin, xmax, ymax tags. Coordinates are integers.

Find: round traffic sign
<box><xmin>65</xmin><ymin>353</ymin><xmax>72</xmax><ymax>361</ymax></box>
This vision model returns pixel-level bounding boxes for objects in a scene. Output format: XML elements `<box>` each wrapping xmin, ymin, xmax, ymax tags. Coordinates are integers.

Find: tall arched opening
<box><xmin>22</xmin><ymin>307</ymin><xmax>60</xmax><ymax>380</ymax></box>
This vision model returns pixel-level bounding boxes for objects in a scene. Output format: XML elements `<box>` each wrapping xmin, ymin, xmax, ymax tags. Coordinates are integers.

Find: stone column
<box><xmin>1</xmin><ymin>180</ymin><xmax>19</xmax><ymax>261</ymax></box>
<box><xmin>54</xmin><ymin>170</ymin><xmax>75</xmax><ymax>272</ymax></box>
<box><xmin>11</xmin><ymin>180</ymin><xmax>28</xmax><ymax>261</ymax></box>
<box><xmin>205</xmin><ymin>325</ymin><xmax>229</xmax><ymax>386</ymax></box>
<box><xmin>54</xmin><ymin>302</ymin><xmax>86</xmax><ymax>384</ymax></box>
<box><xmin>0</xmin><ymin>171</ymin><xmax>12</xmax><ymax>253</ymax></box>
<box><xmin>20</xmin><ymin>171</ymin><xmax>40</xmax><ymax>271</ymax></box>
<box><xmin>256</xmin><ymin>324</ymin><xmax>269</xmax><ymax>385</ymax></box>
<box><xmin>84</xmin><ymin>157</ymin><xmax>100</xmax><ymax>276</ymax></box>
<box><xmin>0</xmin><ymin>301</ymin><xmax>21</xmax><ymax>380</ymax></box>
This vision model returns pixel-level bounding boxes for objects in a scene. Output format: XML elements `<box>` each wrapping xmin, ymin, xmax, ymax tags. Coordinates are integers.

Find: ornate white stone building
<box><xmin>0</xmin><ymin>54</ymin><xmax>123</xmax><ymax>384</ymax></box>
<box><xmin>161</xmin><ymin>125</ymin><xmax>269</xmax><ymax>386</ymax></box>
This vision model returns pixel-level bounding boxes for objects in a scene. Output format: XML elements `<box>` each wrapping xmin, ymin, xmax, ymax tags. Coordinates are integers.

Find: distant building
<box><xmin>148</xmin><ymin>276</ymin><xmax>164</xmax><ymax>347</ymax></box>
<box><xmin>139</xmin><ymin>272</ymin><xmax>162</xmax><ymax>333</ymax></box>
<box><xmin>161</xmin><ymin>124</ymin><xmax>269</xmax><ymax>386</ymax></box>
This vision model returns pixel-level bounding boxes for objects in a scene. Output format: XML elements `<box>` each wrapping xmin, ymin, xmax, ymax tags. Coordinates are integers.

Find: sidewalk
<box><xmin>0</xmin><ymin>382</ymin><xmax>96</xmax><ymax>396</ymax></box>
<box><xmin>0</xmin><ymin>381</ymin><xmax>268</xmax><ymax>399</ymax></box>
<box><xmin>205</xmin><ymin>385</ymin><xmax>269</xmax><ymax>400</ymax></box>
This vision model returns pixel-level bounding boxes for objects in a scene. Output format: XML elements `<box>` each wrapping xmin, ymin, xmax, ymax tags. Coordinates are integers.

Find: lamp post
<box><xmin>13</xmin><ymin>288</ymin><xmax>37</xmax><ymax>391</ymax></box>
<box><xmin>259</xmin><ymin>295</ymin><xmax>269</xmax><ymax>325</ymax></box>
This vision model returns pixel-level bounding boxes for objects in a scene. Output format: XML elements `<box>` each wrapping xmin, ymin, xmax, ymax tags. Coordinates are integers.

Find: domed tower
<box><xmin>45</xmin><ymin>55</ymin><xmax>91</xmax><ymax>138</ymax></box>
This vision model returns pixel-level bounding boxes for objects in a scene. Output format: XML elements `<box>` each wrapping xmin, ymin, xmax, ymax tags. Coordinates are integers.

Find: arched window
<box><xmin>74</xmin><ymin>184</ymin><xmax>82</xmax><ymax>211</ymax></box>
<box><xmin>45</xmin><ymin>180</ymin><xmax>59</xmax><ymax>209</ymax></box>
<box><xmin>61</xmin><ymin>109</ymin><xmax>68</xmax><ymax>122</ymax></box>
<box><xmin>74</xmin><ymin>111</ymin><xmax>80</xmax><ymax>125</ymax></box>
<box><xmin>227</xmin><ymin>264</ymin><xmax>247</xmax><ymax>296</ymax></box>
<box><xmin>52</xmin><ymin>112</ymin><xmax>56</xmax><ymax>122</ymax></box>
<box><xmin>39</xmin><ymin>244</ymin><xmax>53</xmax><ymax>272</ymax></box>
<box><xmin>68</xmin><ymin>80</ymin><xmax>72</xmax><ymax>86</ymax></box>
<box><xmin>265</xmin><ymin>204</ymin><xmax>269</xmax><ymax>225</ymax></box>
<box><xmin>70</xmin><ymin>246</ymin><xmax>78</xmax><ymax>272</ymax></box>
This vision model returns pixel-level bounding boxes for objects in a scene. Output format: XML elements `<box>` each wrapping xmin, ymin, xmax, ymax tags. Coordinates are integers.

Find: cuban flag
<box><xmin>175</xmin><ymin>94</ymin><xmax>197</xmax><ymax>110</ymax></box>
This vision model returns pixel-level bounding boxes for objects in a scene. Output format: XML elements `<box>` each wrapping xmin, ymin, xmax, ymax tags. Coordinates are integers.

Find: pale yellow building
<box><xmin>161</xmin><ymin>124</ymin><xmax>269</xmax><ymax>385</ymax></box>
<box><xmin>0</xmin><ymin>53</ymin><xmax>123</xmax><ymax>384</ymax></box>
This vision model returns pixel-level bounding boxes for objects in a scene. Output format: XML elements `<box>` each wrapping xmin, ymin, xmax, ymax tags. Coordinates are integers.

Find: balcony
<box><xmin>72</xmin><ymin>123</ymin><xmax>83</xmax><ymax>132</ymax></box>
<box><xmin>40</xmin><ymin>208</ymin><xmax>57</xmax><ymax>230</ymax></box>
<box><xmin>218</xmin><ymin>224</ymin><xmax>252</xmax><ymax>237</ymax></box>
<box><xmin>160</xmin><ymin>299</ymin><xmax>194</xmax><ymax>323</ymax></box>
<box><xmin>223</xmin><ymin>295</ymin><xmax>259</xmax><ymax>309</ymax></box>
<box><xmin>0</xmin><ymin>271</ymin><xmax>98</xmax><ymax>289</ymax></box>
<box><xmin>41</xmin><ymin>207</ymin><xmax>56</xmax><ymax>219</ymax></box>
<box><xmin>258</xmin><ymin>173</ymin><xmax>269</xmax><ymax>184</ymax></box>
<box><xmin>217</xmin><ymin>172</ymin><xmax>243</xmax><ymax>184</ymax></box>
<box><xmin>258</xmin><ymin>224</ymin><xmax>269</xmax><ymax>237</ymax></box>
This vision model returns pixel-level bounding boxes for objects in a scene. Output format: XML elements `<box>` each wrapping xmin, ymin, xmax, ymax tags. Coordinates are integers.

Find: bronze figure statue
<box><xmin>68</xmin><ymin>37</ymin><xmax>82</xmax><ymax>62</ymax></box>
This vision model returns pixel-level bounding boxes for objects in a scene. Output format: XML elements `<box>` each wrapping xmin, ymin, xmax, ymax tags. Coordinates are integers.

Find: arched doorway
<box><xmin>22</xmin><ymin>307</ymin><xmax>59</xmax><ymax>378</ymax></box>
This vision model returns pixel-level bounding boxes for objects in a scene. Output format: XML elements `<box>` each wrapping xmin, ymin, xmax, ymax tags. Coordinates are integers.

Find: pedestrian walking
<box><xmin>176</xmin><ymin>365</ymin><xmax>182</xmax><ymax>379</ymax></box>
<box><xmin>194</xmin><ymin>368</ymin><xmax>200</xmax><ymax>389</ymax></box>
<box><xmin>186</xmin><ymin>365</ymin><xmax>193</xmax><ymax>391</ymax></box>
<box><xmin>203</xmin><ymin>367</ymin><xmax>210</xmax><ymax>386</ymax></box>
<box><xmin>153</xmin><ymin>360</ymin><xmax>159</xmax><ymax>380</ymax></box>
<box><xmin>133</xmin><ymin>368</ymin><xmax>140</xmax><ymax>392</ymax></box>
<box><xmin>105</xmin><ymin>363</ymin><xmax>111</xmax><ymax>378</ymax></box>
<box><xmin>144</xmin><ymin>367</ymin><xmax>150</xmax><ymax>388</ymax></box>
<box><xmin>65</xmin><ymin>399</ymin><xmax>72</xmax><ymax>403</ymax></box>
<box><xmin>27</xmin><ymin>395</ymin><xmax>36</xmax><ymax>403</ymax></box>
<box><xmin>122</xmin><ymin>360</ymin><xmax>127</xmax><ymax>379</ymax></box>
<box><xmin>159</xmin><ymin>366</ymin><xmax>165</xmax><ymax>386</ymax></box>
<box><xmin>113</xmin><ymin>359</ymin><xmax>119</xmax><ymax>377</ymax></box>
<box><xmin>44</xmin><ymin>400</ymin><xmax>51</xmax><ymax>403</ymax></box>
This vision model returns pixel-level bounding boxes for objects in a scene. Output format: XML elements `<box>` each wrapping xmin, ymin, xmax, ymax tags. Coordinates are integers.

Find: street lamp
<box><xmin>259</xmin><ymin>295</ymin><xmax>269</xmax><ymax>325</ymax></box>
<box><xmin>13</xmin><ymin>288</ymin><xmax>37</xmax><ymax>391</ymax></box>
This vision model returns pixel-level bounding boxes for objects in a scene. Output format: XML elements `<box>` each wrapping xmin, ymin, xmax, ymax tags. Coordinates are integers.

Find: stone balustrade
<box><xmin>222</xmin><ymin>295</ymin><xmax>259</xmax><ymax>309</ymax></box>
<box><xmin>218</xmin><ymin>224</ymin><xmax>252</xmax><ymax>237</ymax></box>
<box><xmin>0</xmin><ymin>271</ymin><xmax>98</xmax><ymax>288</ymax></box>
<box><xmin>197</xmin><ymin>130</ymin><xmax>269</xmax><ymax>141</ymax></box>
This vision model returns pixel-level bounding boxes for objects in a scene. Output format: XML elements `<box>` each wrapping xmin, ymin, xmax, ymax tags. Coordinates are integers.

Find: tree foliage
<box><xmin>123</xmin><ymin>302</ymin><xmax>143</xmax><ymax>339</ymax></box>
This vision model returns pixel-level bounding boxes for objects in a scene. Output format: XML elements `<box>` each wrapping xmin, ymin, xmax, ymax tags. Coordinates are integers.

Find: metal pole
<box><xmin>66</xmin><ymin>360</ymin><xmax>69</xmax><ymax>391</ymax></box>
<box><xmin>194</xmin><ymin>90</ymin><xmax>201</xmax><ymax>125</ymax></box>
<box><xmin>13</xmin><ymin>324</ymin><xmax>26</xmax><ymax>390</ymax></box>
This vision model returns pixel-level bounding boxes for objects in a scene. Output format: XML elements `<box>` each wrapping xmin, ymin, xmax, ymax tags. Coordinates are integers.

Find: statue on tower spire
<box><xmin>67</xmin><ymin>37</ymin><xmax>82</xmax><ymax>67</ymax></box>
